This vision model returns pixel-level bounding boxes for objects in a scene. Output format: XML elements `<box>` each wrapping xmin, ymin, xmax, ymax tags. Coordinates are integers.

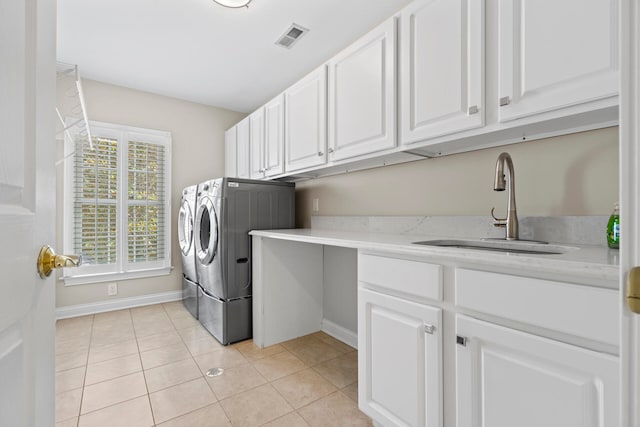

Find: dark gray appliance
<box><xmin>194</xmin><ymin>178</ymin><xmax>295</xmax><ymax>345</ymax></box>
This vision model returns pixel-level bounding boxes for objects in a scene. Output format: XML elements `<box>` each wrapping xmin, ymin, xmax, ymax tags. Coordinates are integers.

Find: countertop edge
<box><xmin>250</xmin><ymin>229</ymin><xmax>620</xmax><ymax>284</ymax></box>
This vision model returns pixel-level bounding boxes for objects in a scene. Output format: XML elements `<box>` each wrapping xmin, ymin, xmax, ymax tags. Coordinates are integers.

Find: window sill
<box><xmin>60</xmin><ymin>266</ymin><xmax>174</xmax><ymax>286</ymax></box>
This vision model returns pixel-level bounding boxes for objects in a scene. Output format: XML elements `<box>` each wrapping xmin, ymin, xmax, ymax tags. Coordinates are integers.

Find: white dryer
<box><xmin>178</xmin><ymin>184</ymin><xmax>198</xmax><ymax>318</ymax></box>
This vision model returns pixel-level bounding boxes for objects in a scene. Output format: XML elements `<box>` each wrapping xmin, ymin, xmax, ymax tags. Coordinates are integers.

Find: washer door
<box><xmin>178</xmin><ymin>199</ymin><xmax>193</xmax><ymax>256</ymax></box>
<box><xmin>195</xmin><ymin>196</ymin><xmax>219</xmax><ymax>265</ymax></box>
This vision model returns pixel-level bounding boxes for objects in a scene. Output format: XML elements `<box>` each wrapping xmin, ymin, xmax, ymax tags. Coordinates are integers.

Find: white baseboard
<box><xmin>321</xmin><ymin>319</ymin><xmax>358</xmax><ymax>350</ymax></box>
<box><xmin>56</xmin><ymin>291</ymin><xmax>183</xmax><ymax>319</ymax></box>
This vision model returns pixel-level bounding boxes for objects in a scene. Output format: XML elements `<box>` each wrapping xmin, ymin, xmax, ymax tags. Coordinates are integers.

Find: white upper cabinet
<box><xmin>235</xmin><ymin>117</ymin><xmax>250</xmax><ymax>179</ymax></box>
<box><xmin>400</xmin><ymin>0</ymin><xmax>484</xmax><ymax>145</ymax></box>
<box><xmin>264</xmin><ymin>94</ymin><xmax>285</xmax><ymax>177</ymax></box>
<box><xmin>227</xmin><ymin>0</ymin><xmax>620</xmax><ymax>180</ymax></box>
<box><xmin>248</xmin><ymin>94</ymin><xmax>285</xmax><ymax>180</ymax></box>
<box><xmin>224</xmin><ymin>126</ymin><xmax>237</xmax><ymax>178</ymax></box>
<box><xmin>249</xmin><ymin>108</ymin><xmax>265</xmax><ymax>179</ymax></box>
<box><xmin>497</xmin><ymin>0</ymin><xmax>618</xmax><ymax>122</ymax></box>
<box><xmin>284</xmin><ymin>66</ymin><xmax>327</xmax><ymax>172</ymax></box>
<box><xmin>327</xmin><ymin>17</ymin><xmax>397</xmax><ymax>161</ymax></box>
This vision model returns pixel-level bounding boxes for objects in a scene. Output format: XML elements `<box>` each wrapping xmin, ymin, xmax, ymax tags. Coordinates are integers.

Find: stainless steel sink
<box><xmin>412</xmin><ymin>239</ymin><xmax>575</xmax><ymax>255</ymax></box>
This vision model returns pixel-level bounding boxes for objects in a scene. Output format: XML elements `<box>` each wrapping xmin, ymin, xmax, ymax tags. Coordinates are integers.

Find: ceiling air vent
<box><xmin>275</xmin><ymin>24</ymin><xmax>308</xmax><ymax>49</ymax></box>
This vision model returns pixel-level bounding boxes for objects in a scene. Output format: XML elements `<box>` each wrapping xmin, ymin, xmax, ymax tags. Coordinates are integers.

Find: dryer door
<box><xmin>195</xmin><ymin>196</ymin><xmax>219</xmax><ymax>265</ymax></box>
<box><xmin>178</xmin><ymin>199</ymin><xmax>193</xmax><ymax>256</ymax></box>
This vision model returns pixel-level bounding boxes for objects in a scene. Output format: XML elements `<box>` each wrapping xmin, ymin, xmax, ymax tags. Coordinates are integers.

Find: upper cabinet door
<box><xmin>400</xmin><ymin>0</ymin><xmax>484</xmax><ymax>145</ymax></box>
<box><xmin>284</xmin><ymin>66</ymin><xmax>327</xmax><ymax>172</ymax></box>
<box><xmin>264</xmin><ymin>94</ymin><xmax>285</xmax><ymax>177</ymax></box>
<box><xmin>224</xmin><ymin>126</ymin><xmax>237</xmax><ymax>178</ymax></box>
<box><xmin>498</xmin><ymin>0</ymin><xmax>618</xmax><ymax>122</ymax></box>
<box><xmin>249</xmin><ymin>108</ymin><xmax>265</xmax><ymax>179</ymax></box>
<box><xmin>236</xmin><ymin>117</ymin><xmax>250</xmax><ymax>179</ymax></box>
<box><xmin>327</xmin><ymin>17</ymin><xmax>397</xmax><ymax>161</ymax></box>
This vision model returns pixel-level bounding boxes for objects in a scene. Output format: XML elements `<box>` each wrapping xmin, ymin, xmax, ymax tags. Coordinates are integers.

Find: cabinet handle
<box><xmin>318</xmin><ymin>151</ymin><xmax>324</xmax><ymax>157</ymax></box>
<box><xmin>424</xmin><ymin>324</ymin><xmax>435</xmax><ymax>334</ymax></box>
<box><xmin>328</xmin><ymin>147</ymin><xmax>334</xmax><ymax>153</ymax></box>
<box><xmin>499</xmin><ymin>96</ymin><xmax>511</xmax><ymax>107</ymax></box>
<box><xmin>456</xmin><ymin>335</ymin><xmax>468</xmax><ymax>346</ymax></box>
<box><xmin>468</xmin><ymin>105</ymin><xmax>479</xmax><ymax>115</ymax></box>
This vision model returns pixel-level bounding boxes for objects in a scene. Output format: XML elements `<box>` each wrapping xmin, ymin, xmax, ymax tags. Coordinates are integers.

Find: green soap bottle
<box><xmin>607</xmin><ymin>202</ymin><xmax>620</xmax><ymax>249</ymax></box>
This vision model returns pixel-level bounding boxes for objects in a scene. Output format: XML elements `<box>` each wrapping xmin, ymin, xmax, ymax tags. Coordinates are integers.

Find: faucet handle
<box><xmin>491</xmin><ymin>207</ymin><xmax>507</xmax><ymax>227</ymax></box>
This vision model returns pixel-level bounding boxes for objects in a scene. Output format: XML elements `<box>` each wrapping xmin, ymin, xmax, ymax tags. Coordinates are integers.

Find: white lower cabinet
<box><xmin>455</xmin><ymin>314</ymin><xmax>619</xmax><ymax>427</ymax></box>
<box><xmin>357</xmin><ymin>254</ymin><xmax>619</xmax><ymax>427</ymax></box>
<box><xmin>358</xmin><ymin>287</ymin><xmax>442</xmax><ymax>427</ymax></box>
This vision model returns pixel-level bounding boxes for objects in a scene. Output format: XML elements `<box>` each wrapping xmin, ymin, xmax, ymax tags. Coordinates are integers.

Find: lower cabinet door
<box><xmin>455</xmin><ymin>315</ymin><xmax>619</xmax><ymax>427</ymax></box>
<box><xmin>358</xmin><ymin>287</ymin><xmax>442</xmax><ymax>427</ymax></box>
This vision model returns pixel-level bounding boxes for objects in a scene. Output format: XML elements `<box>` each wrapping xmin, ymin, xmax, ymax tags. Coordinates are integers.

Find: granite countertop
<box><xmin>249</xmin><ymin>228</ymin><xmax>620</xmax><ymax>284</ymax></box>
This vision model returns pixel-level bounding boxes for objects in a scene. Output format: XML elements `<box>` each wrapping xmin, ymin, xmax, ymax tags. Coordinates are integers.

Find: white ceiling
<box><xmin>57</xmin><ymin>0</ymin><xmax>413</xmax><ymax>113</ymax></box>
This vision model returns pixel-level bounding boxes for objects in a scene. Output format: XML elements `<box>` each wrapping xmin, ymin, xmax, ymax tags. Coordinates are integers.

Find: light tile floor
<box><xmin>55</xmin><ymin>302</ymin><xmax>372</xmax><ymax>427</ymax></box>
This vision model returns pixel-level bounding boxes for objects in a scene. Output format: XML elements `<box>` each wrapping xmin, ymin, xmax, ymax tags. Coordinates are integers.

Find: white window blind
<box><xmin>73</xmin><ymin>136</ymin><xmax>118</xmax><ymax>265</ymax></box>
<box><xmin>127</xmin><ymin>139</ymin><xmax>165</xmax><ymax>264</ymax></box>
<box><xmin>64</xmin><ymin>121</ymin><xmax>172</xmax><ymax>285</ymax></box>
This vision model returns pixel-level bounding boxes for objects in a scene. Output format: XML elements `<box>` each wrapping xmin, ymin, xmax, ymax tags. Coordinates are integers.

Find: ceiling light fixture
<box><xmin>212</xmin><ymin>0</ymin><xmax>253</xmax><ymax>8</ymax></box>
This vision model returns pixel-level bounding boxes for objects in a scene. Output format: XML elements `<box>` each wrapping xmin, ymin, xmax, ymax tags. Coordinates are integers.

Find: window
<box><xmin>63</xmin><ymin>121</ymin><xmax>172</xmax><ymax>285</ymax></box>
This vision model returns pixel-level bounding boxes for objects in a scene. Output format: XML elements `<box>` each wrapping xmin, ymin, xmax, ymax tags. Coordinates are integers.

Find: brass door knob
<box><xmin>627</xmin><ymin>266</ymin><xmax>640</xmax><ymax>314</ymax></box>
<box><xmin>37</xmin><ymin>245</ymin><xmax>82</xmax><ymax>278</ymax></box>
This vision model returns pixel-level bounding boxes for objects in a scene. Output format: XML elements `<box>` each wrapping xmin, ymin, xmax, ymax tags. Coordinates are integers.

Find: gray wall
<box><xmin>323</xmin><ymin>246</ymin><xmax>358</xmax><ymax>334</ymax></box>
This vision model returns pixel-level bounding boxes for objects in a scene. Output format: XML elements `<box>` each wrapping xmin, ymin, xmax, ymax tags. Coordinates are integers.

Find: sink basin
<box><xmin>412</xmin><ymin>239</ymin><xmax>575</xmax><ymax>255</ymax></box>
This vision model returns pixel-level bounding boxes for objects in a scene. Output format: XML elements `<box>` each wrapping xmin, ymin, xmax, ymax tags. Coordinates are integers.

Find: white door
<box><xmin>327</xmin><ymin>17</ymin><xmax>396</xmax><ymax>161</ymax></box>
<box><xmin>284</xmin><ymin>66</ymin><xmax>327</xmax><ymax>172</ymax></box>
<box><xmin>620</xmin><ymin>0</ymin><xmax>639</xmax><ymax>424</ymax></box>
<box><xmin>399</xmin><ymin>0</ymin><xmax>484</xmax><ymax>145</ymax></box>
<box><xmin>264</xmin><ymin>94</ymin><xmax>284</xmax><ymax>177</ymax></box>
<box><xmin>224</xmin><ymin>126</ymin><xmax>237</xmax><ymax>178</ymax></box>
<box><xmin>249</xmin><ymin>108</ymin><xmax>265</xmax><ymax>179</ymax></box>
<box><xmin>358</xmin><ymin>288</ymin><xmax>442</xmax><ymax>427</ymax></box>
<box><xmin>456</xmin><ymin>315</ymin><xmax>619</xmax><ymax>427</ymax></box>
<box><xmin>0</xmin><ymin>0</ymin><xmax>57</xmax><ymax>425</ymax></box>
<box><xmin>498</xmin><ymin>0</ymin><xmax>618</xmax><ymax>122</ymax></box>
<box><xmin>235</xmin><ymin>117</ymin><xmax>250</xmax><ymax>179</ymax></box>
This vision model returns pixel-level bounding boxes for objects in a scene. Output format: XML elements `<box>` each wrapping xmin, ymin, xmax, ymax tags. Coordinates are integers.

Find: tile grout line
<box><xmin>58</xmin><ymin>303</ymin><xmax>365</xmax><ymax>426</ymax></box>
<box><xmin>143</xmin><ymin>302</ymin><xmax>226</xmax><ymax>424</ymax></box>
<box><xmin>137</xmin><ymin>303</ymin><xmax>179</xmax><ymax>426</ymax></box>
<box><xmin>73</xmin><ymin>313</ymin><xmax>95</xmax><ymax>425</ymax></box>
<box><xmin>78</xmin><ymin>310</ymin><xmax>147</xmax><ymax>422</ymax></box>
<box><xmin>262</xmin><ymin>359</ymin><xmax>301</xmax><ymax>425</ymax></box>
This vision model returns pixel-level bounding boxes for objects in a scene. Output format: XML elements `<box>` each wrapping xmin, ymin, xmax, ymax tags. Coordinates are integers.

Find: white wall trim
<box><xmin>56</xmin><ymin>291</ymin><xmax>182</xmax><ymax>319</ymax></box>
<box><xmin>322</xmin><ymin>318</ymin><xmax>358</xmax><ymax>350</ymax></box>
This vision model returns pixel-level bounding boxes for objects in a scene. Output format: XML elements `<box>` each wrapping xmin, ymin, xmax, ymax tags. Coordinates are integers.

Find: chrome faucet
<box><xmin>491</xmin><ymin>152</ymin><xmax>519</xmax><ymax>240</ymax></box>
